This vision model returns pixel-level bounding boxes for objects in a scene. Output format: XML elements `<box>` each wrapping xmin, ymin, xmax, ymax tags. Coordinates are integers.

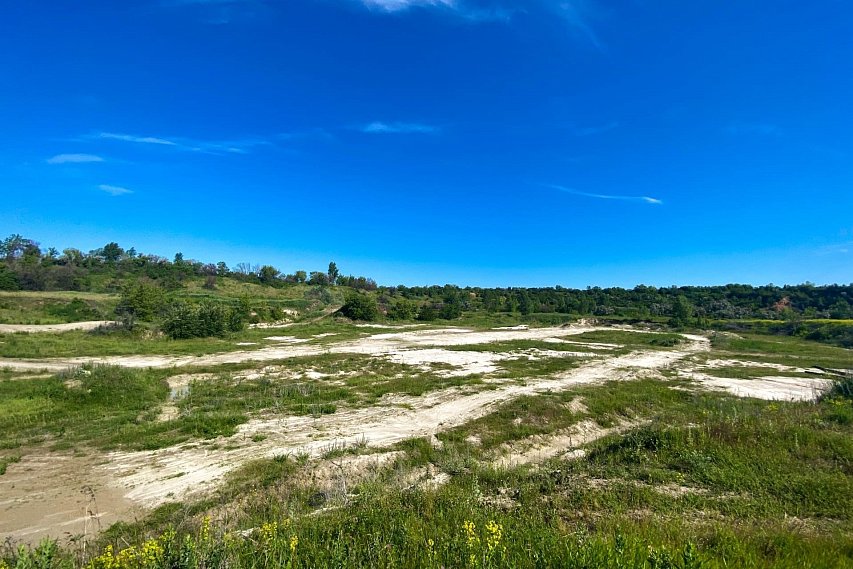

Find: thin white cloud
<box><xmin>361</xmin><ymin>0</ymin><xmax>455</xmax><ymax>12</ymax></box>
<box><xmin>98</xmin><ymin>184</ymin><xmax>134</xmax><ymax>196</ymax></box>
<box><xmin>549</xmin><ymin>184</ymin><xmax>662</xmax><ymax>205</ymax></box>
<box><xmin>573</xmin><ymin>121</ymin><xmax>619</xmax><ymax>136</ymax></box>
<box><xmin>362</xmin><ymin>121</ymin><xmax>439</xmax><ymax>134</ymax></box>
<box><xmin>352</xmin><ymin>1</ymin><xmax>601</xmax><ymax>42</ymax></box>
<box><xmin>555</xmin><ymin>1</ymin><xmax>603</xmax><ymax>50</ymax></box>
<box><xmin>94</xmin><ymin>132</ymin><xmax>271</xmax><ymax>154</ymax></box>
<box><xmin>98</xmin><ymin>132</ymin><xmax>178</xmax><ymax>146</ymax></box>
<box><xmin>47</xmin><ymin>153</ymin><xmax>104</xmax><ymax>164</ymax></box>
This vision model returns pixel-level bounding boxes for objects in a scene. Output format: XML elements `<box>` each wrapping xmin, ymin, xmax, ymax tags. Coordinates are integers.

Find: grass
<box><xmin>0</xmin><ymin>320</ymin><xmax>373</xmax><ymax>359</ymax></box>
<box><xmin>0</xmin><ymin>352</ymin><xmax>489</xmax><ymax>453</ymax></box>
<box><xmin>701</xmin><ymin>366</ymin><xmax>814</xmax><ymax>380</ymax></box>
<box><xmin>711</xmin><ymin>332</ymin><xmax>853</xmax><ymax>370</ymax></box>
<box><xmin>0</xmin><ymin>453</ymin><xmax>20</xmax><ymax>475</ymax></box>
<box><xmin>16</xmin><ymin>379</ymin><xmax>851</xmax><ymax>567</ymax></box>
<box><xmin>566</xmin><ymin>329</ymin><xmax>685</xmax><ymax>349</ymax></box>
<box><xmin>0</xmin><ymin>291</ymin><xmax>117</xmax><ymax>324</ymax></box>
<box><xmin>2</xmin><ymin>317</ymin><xmax>852</xmax><ymax>567</ymax></box>
<box><xmin>445</xmin><ymin>339</ymin><xmax>609</xmax><ymax>354</ymax></box>
<box><xmin>0</xmin><ymin>365</ymin><xmax>169</xmax><ymax>451</ymax></box>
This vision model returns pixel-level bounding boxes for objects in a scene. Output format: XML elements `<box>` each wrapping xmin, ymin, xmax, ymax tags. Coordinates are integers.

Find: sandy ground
<box><xmin>0</xmin><ymin>452</ymin><xmax>142</xmax><ymax>543</ymax></box>
<box><xmin>0</xmin><ymin>321</ymin><xmax>114</xmax><ymax>334</ymax></box>
<box><xmin>0</xmin><ymin>325</ymin><xmax>605</xmax><ymax>373</ymax></box>
<box><xmin>95</xmin><ymin>334</ymin><xmax>709</xmax><ymax>509</ymax></box>
<box><xmin>677</xmin><ymin>357</ymin><xmax>834</xmax><ymax>401</ymax></box>
<box><xmin>7</xmin><ymin>324</ymin><xmax>834</xmax><ymax>544</ymax></box>
<box><xmin>494</xmin><ymin>419</ymin><xmax>640</xmax><ymax>467</ymax></box>
<box><xmin>689</xmin><ymin>373</ymin><xmax>832</xmax><ymax>401</ymax></box>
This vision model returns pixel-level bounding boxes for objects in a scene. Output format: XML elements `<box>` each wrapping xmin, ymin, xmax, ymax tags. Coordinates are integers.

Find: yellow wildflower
<box><xmin>199</xmin><ymin>516</ymin><xmax>212</xmax><ymax>544</ymax></box>
<box><xmin>141</xmin><ymin>539</ymin><xmax>163</xmax><ymax>566</ymax></box>
<box><xmin>463</xmin><ymin>520</ymin><xmax>479</xmax><ymax>548</ymax></box>
<box><xmin>88</xmin><ymin>544</ymin><xmax>116</xmax><ymax>569</ymax></box>
<box><xmin>289</xmin><ymin>534</ymin><xmax>299</xmax><ymax>554</ymax></box>
<box><xmin>260</xmin><ymin>521</ymin><xmax>278</xmax><ymax>544</ymax></box>
<box><xmin>485</xmin><ymin>520</ymin><xmax>503</xmax><ymax>552</ymax></box>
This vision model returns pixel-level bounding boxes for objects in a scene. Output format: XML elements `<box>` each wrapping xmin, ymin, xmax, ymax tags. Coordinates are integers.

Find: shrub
<box><xmin>116</xmin><ymin>282</ymin><xmax>166</xmax><ymax>321</ymax></box>
<box><xmin>161</xmin><ymin>301</ymin><xmax>244</xmax><ymax>339</ymax></box>
<box><xmin>388</xmin><ymin>299</ymin><xmax>418</xmax><ymax>320</ymax></box>
<box><xmin>340</xmin><ymin>293</ymin><xmax>379</xmax><ymax>321</ymax></box>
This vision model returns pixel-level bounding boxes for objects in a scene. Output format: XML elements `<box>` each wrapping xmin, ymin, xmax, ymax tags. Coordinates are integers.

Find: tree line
<box><xmin>0</xmin><ymin>234</ymin><xmax>375</xmax><ymax>293</ymax></box>
<box><xmin>2</xmin><ymin>234</ymin><xmax>851</xmax><ymax>323</ymax></box>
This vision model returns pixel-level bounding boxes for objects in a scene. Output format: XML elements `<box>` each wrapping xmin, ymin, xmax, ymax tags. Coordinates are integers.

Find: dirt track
<box><xmin>100</xmin><ymin>334</ymin><xmax>709</xmax><ymax>508</ymax></box>
<box><xmin>0</xmin><ymin>321</ymin><xmax>114</xmax><ymax>334</ymax></box>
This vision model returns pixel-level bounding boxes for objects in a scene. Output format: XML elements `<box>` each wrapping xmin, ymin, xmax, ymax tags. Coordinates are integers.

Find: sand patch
<box><xmin>694</xmin><ymin>374</ymin><xmax>832</xmax><ymax>401</ymax></box>
<box><xmin>0</xmin><ymin>321</ymin><xmax>114</xmax><ymax>334</ymax></box>
<box><xmin>96</xmin><ymin>335</ymin><xmax>709</xmax><ymax>509</ymax></box>
<box><xmin>0</xmin><ymin>452</ymin><xmax>141</xmax><ymax>546</ymax></box>
<box><xmin>494</xmin><ymin>419</ymin><xmax>639</xmax><ymax>468</ymax></box>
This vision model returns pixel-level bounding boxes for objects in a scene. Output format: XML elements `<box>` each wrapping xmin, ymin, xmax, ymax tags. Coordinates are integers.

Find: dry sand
<box><xmin>0</xmin><ymin>321</ymin><xmax>114</xmax><ymax>334</ymax></box>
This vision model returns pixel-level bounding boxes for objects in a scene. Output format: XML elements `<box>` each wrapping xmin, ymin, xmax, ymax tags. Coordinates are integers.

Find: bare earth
<box><xmin>0</xmin><ymin>324</ymin><xmax>834</xmax><ymax>543</ymax></box>
<box><xmin>0</xmin><ymin>321</ymin><xmax>114</xmax><ymax>334</ymax></box>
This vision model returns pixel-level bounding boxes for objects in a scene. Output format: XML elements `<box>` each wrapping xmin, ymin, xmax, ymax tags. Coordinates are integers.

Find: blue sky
<box><xmin>1</xmin><ymin>0</ymin><xmax>851</xmax><ymax>287</ymax></box>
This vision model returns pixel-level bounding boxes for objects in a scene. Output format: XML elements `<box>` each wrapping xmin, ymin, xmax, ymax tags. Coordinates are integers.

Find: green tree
<box><xmin>309</xmin><ymin>271</ymin><xmax>330</xmax><ymax>286</ymax></box>
<box><xmin>258</xmin><ymin>265</ymin><xmax>280</xmax><ymax>285</ymax></box>
<box><xmin>116</xmin><ymin>282</ymin><xmax>166</xmax><ymax>321</ymax></box>
<box><xmin>669</xmin><ymin>295</ymin><xmax>694</xmax><ymax>327</ymax></box>
<box><xmin>102</xmin><ymin>242</ymin><xmax>124</xmax><ymax>263</ymax></box>
<box><xmin>388</xmin><ymin>299</ymin><xmax>418</xmax><ymax>320</ymax></box>
<box><xmin>328</xmin><ymin>261</ymin><xmax>340</xmax><ymax>285</ymax></box>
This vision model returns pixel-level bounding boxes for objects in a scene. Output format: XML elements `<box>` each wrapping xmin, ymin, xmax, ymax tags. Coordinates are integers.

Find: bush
<box><xmin>388</xmin><ymin>299</ymin><xmax>418</xmax><ymax>320</ymax></box>
<box><xmin>161</xmin><ymin>301</ymin><xmax>245</xmax><ymax>339</ymax></box>
<box><xmin>116</xmin><ymin>282</ymin><xmax>166</xmax><ymax>321</ymax></box>
<box><xmin>340</xmin><ymin>293</ymin><xmax>379</xmax><ymax>321</ymax></box>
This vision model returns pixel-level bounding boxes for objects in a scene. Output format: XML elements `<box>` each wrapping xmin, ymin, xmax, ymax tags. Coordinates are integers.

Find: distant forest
<box><xmin>2</xmin><ymin>234</ymin><xmax>852</xmax><ymax>323</ymax></box>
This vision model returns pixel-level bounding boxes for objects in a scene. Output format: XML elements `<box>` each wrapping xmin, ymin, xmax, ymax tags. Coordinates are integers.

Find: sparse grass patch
<box><xmin>0</xmin><ymin>364</ymin><xmax>169</xmax><ymax>451</ymax></box>
<box><xmin>702</xmin><ymin>366</ymin><xmax>814</xmax><ymax>380</ymax></box>
<box><xmin>0</xmin><ymin>453</ymin><xmax>21</xmax><ymax>475</ymax></box>
<box><xmin>567</xmin><ymin>329</ymin><xmax>685</xmax><ymax>349</ymax></box>
<box><xmin>711</xmin><ymin>333</ymin><xmax>853</xmax><ymax>369</ymax></box>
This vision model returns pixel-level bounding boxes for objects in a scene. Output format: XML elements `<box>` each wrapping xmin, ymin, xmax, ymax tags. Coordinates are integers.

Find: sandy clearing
<box><xmin>362</xmin><ymin>325</ymin><xmax>605</xmax><ymax>347</ymax></box>
<box><xmin>0</xmin><ymin>452</ymin><xmax>142</xmax><ymax>544</ymax></box>
<box><xmin>0</xmin><ymin>327</ymin><xmax>709</xmax><ymax>541</ymax></box>
<box><xmin>0</xmin><ymin>321</ymin><xmax>114</xmax><ymax>334</ymax></box>
<box><xmin>692</xmin><ymin>373</ymin><xmax>832</xmax><ymax>401</ymax></box>
<box><xmin>701</xmin><ymin>358</ymin><xmax>810</xmax><ymax>373</ymax></box>
<box><xmin>264</xmin><ymin>336</ymin><xmax>311</xmax><ymax>344</ymax></box>
<box><xmin>96</xmin><ymin>334</ymin><xmax>709</xmax><ymax>509</ymax></box>
<box><xmin>494</xmin><ymin>419</ymin><xmax>639</xmax><ymax>468</ymax></box>
<box><xmin>0</xmin><ymin>325</ymin><xmax>620</xmax><ymax>374</ymax></box>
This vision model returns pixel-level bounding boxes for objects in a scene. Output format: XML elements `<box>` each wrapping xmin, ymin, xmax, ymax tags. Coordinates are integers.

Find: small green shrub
<box><xmin>340</xmin><ymin>293</ymin><xmax>379</xmax><ymax>321</ymax></box>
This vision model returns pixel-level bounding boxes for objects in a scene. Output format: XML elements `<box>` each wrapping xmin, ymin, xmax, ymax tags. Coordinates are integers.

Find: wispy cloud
<box><xmin>98</xmin><ymin>132</ymin><xmax>178</xmax><ymax>146</ymax></box>
<box><xmin>548</xmin><ymin>184</ymin><xmax>662</xmax><ymax>205</ymax></box>
<box><xmin>47</xmin><ymin>153</ymin><xmax>104</xmax><ymax>164</ymax></box>
<box><xmin>361</xmin><ymin>121</ymin><xmax>439</xmax><ymax>134</ymax></box>
<box><xmin>360</xmin><ymin>0</ymin><xmax>455</xmax><ymax>12</ymax></box>
<box><xmin>353</xmin><ymin>1</ymin><xmax>601</xmax><ymax>43</ymax></box>
<box><xmin>725</xmin><ymin>122</ymin><xmax>782</xmax><ymax>136</ymax></box>
<box><xmin>555</xmin><ymin>1</ymin><xmax>603</xmax><ymax>50</ymax></box>
<box><xmin>93</xmin><ymin>132</ymin><xmax>271</xmax><ymax>154</ymax></box>
<box><xmin>573</xmin><ymin>121</ymin><xmax>619</xmax><ymax>136</ymax></box>
<box><xmin>816</xmin><ymin>241</ymin><xmax>852</xmax><ymax>256</ymax></box>
<box><xmin>98</xmin><ymin>184</ymin><xmax>133</xmax><ymax>196</ymax></box>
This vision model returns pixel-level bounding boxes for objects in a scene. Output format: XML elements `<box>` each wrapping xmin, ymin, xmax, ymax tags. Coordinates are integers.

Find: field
<box><xmin>1</xmin><ymin>292</ymin><xmax>851</xmax><ymax>568</ymax></box>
